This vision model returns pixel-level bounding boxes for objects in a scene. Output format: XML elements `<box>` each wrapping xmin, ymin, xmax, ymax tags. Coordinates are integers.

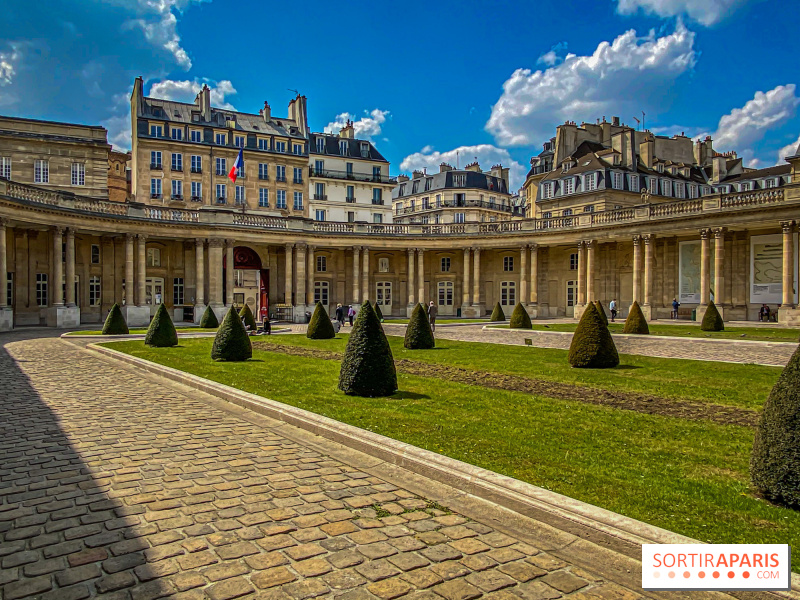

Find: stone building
<box><xmin>392</xmin><ymin>162</ymin><xmax>520</xmax><ymax>225</ymax></box>
<box><xmin>108</xmin><ymin>150</ymin><xmax>130</xmax><ymax>203</ymax></box>
<box><xmin>308</xmin><ymin>122</ymin><xmax>395</xmax><ymax>224</ymax></box>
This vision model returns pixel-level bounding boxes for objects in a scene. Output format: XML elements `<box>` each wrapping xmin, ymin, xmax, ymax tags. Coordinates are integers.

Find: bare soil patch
<box><xmin>252</xmin><ymin>342</ymin><xmax>757</xmax><ymax>428</ymax></box>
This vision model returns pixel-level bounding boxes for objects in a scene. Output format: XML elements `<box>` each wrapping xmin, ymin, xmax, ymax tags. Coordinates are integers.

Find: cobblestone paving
<box><xmin>375</xmin><ymin>325</ymin><xmax>796</xmax><ymax>367</ymax></box>
<box><xmin>0</xmin><ymin>333</ymin><xmax>642</xmax><ymax>600</ymax></box>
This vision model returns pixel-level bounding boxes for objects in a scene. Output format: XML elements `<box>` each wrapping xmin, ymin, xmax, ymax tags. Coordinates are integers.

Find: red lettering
<box><xmin>678</xmin><ymin>555</ymin><xmax>686</xmax><ymax>568</ymax></box>
<box><xmin>740</xmin><ymin>554</ymin><xmax>751</xmax><ymax>568</ymax></box>
<box><xmin>753</xmin><ymin>554</ymin><xmax>763</xmax><ymax>568</ymax></box>
<box><xmin>716</xmin><ymin>555</ymin><xmax>728</xmax><ymax>568</ymax></box>
<box><xmin>770</xmin><ymin>553</ymin><xmax>780</xmax><ymax>568</ymax></box>
<box><xmin>705</xmin><ymin>554</ymin><xmax>714</xmax><ymax>567</ymax></box>
<box><xmin>729</xmin><ymin>554</ymin><xmax>740</xmax><ymax>567</ymax></box>
<box><xmin>664</xmin><ymin>554</ymin><xmax>675</xmax><ymax>568</ymax></box>
<box><xmin>688</xmin><ymin>553</ymin><xmax>699</xmax><ymax>567</ymax></box>
<box><xmin>654</xmin><ymin>554</ymin><xmax>662</xmax><ymax>568</ymax></box>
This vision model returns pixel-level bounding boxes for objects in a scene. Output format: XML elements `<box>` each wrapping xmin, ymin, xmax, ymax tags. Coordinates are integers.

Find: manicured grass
<box><xmin>491</xmin><ymin>321</ymin><xmax>800</xmax><ymax>343</ymax></box>
<box><xmin>105</xmin><ymin>335</ymin><xmax>799</xmax><ymax>570</ymax></box>
<box><xmin>66</xmin><ymin>327</ymin><xmax>217</xmax><ymax>336</ymax></box>
<box><xmin>384</xmin><ymin>319</ymin><xmax>489</xmax><ymax>325</ymax></box>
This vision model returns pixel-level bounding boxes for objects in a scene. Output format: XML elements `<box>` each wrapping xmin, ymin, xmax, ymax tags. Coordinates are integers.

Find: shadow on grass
<box><xmin>615</xmin><ymin>365</ymin><xmax>643</xmax><ymax>371</ymax></box>
<box><xmin>392</xmin><ymin>390</ymin><xmax>431</xmax><ymax>400</ymax></box>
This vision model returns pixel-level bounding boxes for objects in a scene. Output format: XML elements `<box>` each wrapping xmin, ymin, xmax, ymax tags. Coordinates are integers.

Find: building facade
<box><xmin>392</xmin><ymin>162</ymin><xmax>520</xmax><ymax>225</ymax></box>
<box><xmin>308</xmin><ymin>123</ymin><xmax>395</xmax><ymax>224</ymax></box>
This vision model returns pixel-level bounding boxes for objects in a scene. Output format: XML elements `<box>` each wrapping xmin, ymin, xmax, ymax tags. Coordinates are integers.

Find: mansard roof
<box><xmin>309</xmin><ymin>132</ymin><xmax>388</xmax><ymax>162</ymax></box>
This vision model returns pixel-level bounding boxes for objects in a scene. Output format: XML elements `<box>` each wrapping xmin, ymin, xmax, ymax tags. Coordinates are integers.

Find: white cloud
<box><xmin>102</xmin><ymin>90</ymin><xmax>133</xmax><ymax>151</ymax></box>
<box><xmin>713</xmin><ymin>84</ymin><xmax>800</xmax><ymax>152</ymax></box>
<box><xmin>400</xmin><ymin>144</ymin><xmax>526</xmax><ymax>190</ymax></box>
<box><xmin>0</xmin><ymin>43</ymin><xmax>22</xmax><ymax>107</ymax></box>
<box><xmin>485</xmin><ymin>22</ymin><xmax>696</xmax><ymax>147</ymax></box>
<box><xmin>537</xmin><ymin>42</ymin><xmax>568</xmax><ymax>66</ymax></box>
<box><xmin>148</xmin><ymin>78</ymin><xmax>237</xmax><ymax>110</ymax></box>
<box><xmin>615</xmin><ymin>0</ymin><xmax>749</xmax><ymax>26</ymax></box>
<box><xmin>777</xmin><ymin>134</ymin><xmax>800</xmax><ymax>162</ymax></box>
<box><xmin>324</xmin><ymin>109</ymin><xmax>390</xmax><ymax>139</ymax></box>
<box><xmin>109</xmin><ymin>0</ymin><xmax>210</xmax><ymax>70</ymax></box>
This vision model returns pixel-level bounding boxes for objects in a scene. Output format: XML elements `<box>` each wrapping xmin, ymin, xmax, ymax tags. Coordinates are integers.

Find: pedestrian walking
<box><xmin>427</xmin><ymin>301</ymin><xmax>438</xmax><ymax>332</ymax></box>
<box><xmin>609</xmin><ymin>298</ymin><xmax>617</xmax><ymax>322</ymax></box>
<box><xmin>335</xmin><ymin>303</ymin><xmax>345</xmax><ymax>327</ymax></box>
<box><xmin>671</xmin><ymin>298</ymin><xmax>680</xmax><ymax>319</ymax></box>
<box><xmin>347</xmin><ymin>305</ymin><xmax>355</xmax><ymax>326</ymax></box>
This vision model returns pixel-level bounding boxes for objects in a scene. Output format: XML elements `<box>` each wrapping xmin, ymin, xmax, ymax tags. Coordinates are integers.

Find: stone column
<box><xmin>585</xmin><ymin>240</ymin><xmax>595</xmax><ymax>303</ymax></box>
<box><xmin>643</xmin><ymin>234</ymin><xmax>654</xmax><ymax>307</ymax></box>
<box><xmin>407</xmin><ymin>249</ymin><xmax>416</xmax><ymax>306</ymax></box>
<box><xmin>195</xmin><ymin>239</ymin><xmax>205</xmax><ymax>306</ymax></box>
<box><xmin>472</xmin><ymin>248</ymin><xmax>481</xmax><ymax>306</ymax></box>
<box><xmin>225</xmin><ymin>240</ymin><xmax>235</xmax><ymax>306</ymax></box>
<box><xmin>65</xmin><ymin>228</ymin><xmax>76</xmax><ymax>307</ymax></box>
<box><xmin>576</xmin><ymin>241</ymin><xmax>586</xmax><ymax>306</ymax></box>
<box><xmin>700</xmin><ymin>229</ymin><xmax>710</xmax><ymax>305</ymax></box>
<box><xmin>306</xmin><ymin>246</ymin><xmax>316</xmax><ymax>306</ymax></box>
<box><xmin>125</xmin><ymin>234</ymin><xmax>134</xmax><ymax>306</ymax></box>
<box><xmin>714</xmin><ymin>228</ymin><xmax>726</xmax><ymax>306</ymax></box>
<box><xmin>284</xmin><ymin>243</ymin><xmax>293</xmax><ymax>304</ymax></box>
<box><xmin>352</xmin><ymin>246</ymin><xmax>360</xmax><ymax>303</ymax></box>
<box><xmin>296</xmin><ymin>243</ymin><xmax>307</xmax><ymax>307</ymax></box>
<box><xmin>632</xmin><ymin>235</ymin><xmax>642</xmax><ymax>304</ymax></box>
<box><xmin>417</xmin><ymin>249</ymin><xmax>425</xmax><ymax>304</ymax></box>
<box><xmin>530</xmin><ymin>245</ymin><xmax>538</xmax><ymax>305</ymax></box>
<box><xmin>52</xmin><ymin>227</ymin><xmax>64</xmax><ymax>306</ymax></box>
<box><xmin>0</xmin><ymin>219</ymin><xmax>7</xmax><ymax>307</ymax></box>
<box><xmin>208</xmin><ymin>239</ymin><xmax>224</xmax><ymax>305</ymax></box>
<box><xmin>781</xmin><ymin>221</ymin><xmax>795</xmax><ymax>307</ymax></box>
<box><xmin>462</xmin><ymin>248</ymin><xmax>470</xmax><ymax>306</ymax></box>
<box><xmin>136</xmin><ymin>234</ymin><xmax>147</xmax><ymax>306</ymax></box>
<box><xmin>361</xmin><ymin>247</ymin><xmax>370</xmax><ymax>302</ymax></box>
<box><xmin>519</xmin><ymin>245</ymin><xmax>528</xmax><ymax>306</ymax></box>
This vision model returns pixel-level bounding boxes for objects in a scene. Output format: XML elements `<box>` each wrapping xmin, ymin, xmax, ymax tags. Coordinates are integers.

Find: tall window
<box><xmin>293</xmin><ymin>167</ymin><xmax>303</xmax><ymax>184</ymax></box>
<box><xmin>372</xmin><ymin>188</ymin><xmax>382</xmax><ymax>204</ymax></box>
<box><xmin>346</xmin><ymin>162</ymin><xmax>353</xmax><ymax>177</ymax></box>
<box><xmin>276</xmin><ymin>190</ymin><xmax>286</xmax><ymax>209</ymax></box>
<box><xmin>276</xmin><ymin>165</ymin><xmax>286</xmax><ymax>182</ymax></box>
<box><xmin>541</xmin><ymin>182</ymin><xmax>553</xmax><ymax>199</ymax></box>
<box><xmin>346</xmin><ymin>185</ymin><xmax>355</xmax><ymax>201</ymax></box>
<box><xmin>151</xmin><ymin>151</ymin><xmax>162</xmax><ymax>168</ymax></box>
<box><xmin>454</xmin><ymin>213</ymin><xmax>465</xmax><ymax>224</ymax></box>
<box><xmin>191</xmin><ymin>181</ymin><xmax>202</xmax><ymax>200</ymax></box>
<box><xmin>316</xmin><ymin>138</ymin><xmax>325</xmax><ymax>153</ymax></box>
<box><xmin>339</xmin><ymin>140</ymin><xmax>348</xmax><ymax>155</ymax></box>
<box><xmin>441</xmin><ymin>257</ymin><xmax>451</xmax><ymax>272</ymax></box>
<box><xmin>570</xmin><ymin>253</ymin><xmax>578</xmax><ymax>270</ymax></box>
<box><xmin>259</xmin><ymin>188</ymin><xmax>269</xmax><ymax>207</ymax></box>
<box><xmin>234</xmin><ymin>136</ymin><xmax>245</xmax><ymax>148</ymax></box>
<box><xmin>71</xmin><ymin>163</ymin><xmax>85</xmax><ymax>186</ymax></box>
<box><xmin>612</xmin><ymin>172</ymin><xmax>623</xmax><ymax>190</ymax></box>
<box><xmin>191</xmin><ymin>155</ymin><xmax>202</xmax><ymax>173</ymax></box>
<box><xmin>150</xmin><ymin>178</ymin><xmax>162</xmax><ymax>198</ymax></box>
<box><xmin>258</xmin><ymin>163</ymin><xmax>269</xmax><ymax>180</ymax></box>
<box><xmin>190</xmin><ymin>130</ymin><xmax>201</xmax><ymax>142</ymax></box>
<box><xmin>150</xmin><ymin>124</ymin><xmax>163</xmax><ymax>137</ymax></box>
<box><xmin>34</xmin><ymin>160</ymin><xmax>49</xmax><ymax>183</ymax></box>
<box><xmin>293</xmin><ymin>191</ymin><xmax>303</xmax><ymax>210</ymax></box>
<box><xmin>661</xmin><ymin>179</ymin><xmax>671</xmax><ymax>197</ymax></box>
<box><xmin>314</xmin><ymin>159</ymin><xmax>324</xmax><ymax>175</ymax></box>
<box><xmin>215</xmin><ymin>132</ymin><xmax>226</xmax><ymax>145</ymax></box>
<box><xmin>235</xmin><ymin>185</ymin><xmax>245</xmax><ymax>204</ymax></box>
<box><xmin>274</xmin><ymin>141</ymin><xmax>286</xmax><ymax>153</ymax></box>
<box><xmin>438</xmin><ymin>281</ymin><xmax>453</xmax><ymax>306</ymax></box>
<box><xmin>675</xmin><ymin>183</ymin><xmax>685</xmax><ymax>198</ymax></box>
<box><xmin>89</xmin><ymin>276</ymin><xmax>101</xmax><ymax>307</ymax></box>
<box><xmin>216</xmin><ymin>183</ymin><xmax>227</xmax><ymax>203</ymax></box>
<box><xmin>317</xmin><ymin>256</ymin><xmax>327</xmax><ymax>272</ymax></box>
<box><xmin>91</xmin><ymin>244</ymin><xmax>100</xmax><ymax>264</ymax></box>
<box><xmin>173</xmin><ymin>277</ymin><xmax>184</xmax><ymax>305</ymax></box>
<box><xmin>501</xmin><ymin>281</ymin><xmax>516</xmax><ymax>306</ymax></box>
<box><xmin>7</xmin><ymin>272</ymin><xmax>13</xmax><ymax>307</ymax></box>
<box><xmin>171</xmin><ymin>127</ymin><xmax>182</xmax><ymax>140</ymax></box>
<box><xmin>376</xmin><ymin>281</ymin><xmax>391</xmax><ymax>306</ymax></box>
<box><xmin>36</xmin><ymin>273</ymin><xmax>48</xmax><ymax>307</ymax></box>
<box><xmin>258</xmin><ymin>139</ymin><xmax>269</xmax><ymax>150</ymax></box>
<box><xmin>585</xmin><ymin>173</ymin><xmax>597</xmax><ymax>191</ymax></box>
<box><xmin>372</xmin><ymin>166</ymin><xmax>381</xmax><ymax>180</ymax></box>
<box><xmin>315</xmin><ymin>209</ymin><xmax>325</xmax><ymax>221</ymax></box>
<box><xmin>629</xmin><ymin>175</ymin><xmax>640</xmax><ymax>193</ymax></box>
<box><xmin>0</xmin><ymin>157</ymin><xmax>10</xmax><ymax>179</ymax></box>
<box><xmin>215</xmin><ymin>157</ymin><xmax>226</xmax><ymax>176</ymax></box>
<box><xmin>314</xmin><ymin>281</ymin><xmax>329</xmax><ymax>306</ymax></box>
<box><xmin>146</xmin><ymin>248</ymin><xmax>161</xmax><ymax>267</ymax></box>
<box><xmin>293</xmin><ymin>144</ymin><xmax>303</xmax><ymax>155</ymax></box>
<box><xmin>563</xmin><ymin>177</ymin><xmax>574</xmax><ymax>195</ymax></box>
<box><xmin>171</xmin><ymin>153</ymin><xmax>182</xmax><ymax>171</ymax></box>
<box><xmin>503</xmin><ymin>256</ymin><xmax>514</xmax><ymax>271</ymax></box>
<box><xmin>453</xmin><ymin>174</ymin><xmax>466</xmax><ymax>187</ymax></box>
<box><xmin>171</xmin><ymin>180</ymin><xmax>183</xmax><ymax>199</ymax></box>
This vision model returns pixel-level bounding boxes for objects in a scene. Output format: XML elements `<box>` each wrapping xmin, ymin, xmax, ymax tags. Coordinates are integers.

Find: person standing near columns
<box><xmin>643</xmin><ymin>234</ymin><xmax>654</xmax><ymax>307</ymax></box>
<box><xmin>781</xmin><ymin>221</ymin><xmax>795</xmax><ymax>308</ymax></box>
<box><xmin>225</xmin><ymin>240</ymin><xmax>235</xmax><ymax>306</ymax></box>
<box><xmin>632</xmin><ymin>235</ymin><xmax>642</xmax><ymax>305</ymax></box>
<box><xmin>472</xmin><ymin>247</ymin><xmax>481</xmax><ymax>308</ymax></box>
<box><xmin>352</xmin><ymin>246</ymin><xmax>360</xmax><ymax>304</ymax></box>
<box><xmin>519</xmin><ymin>245</ymin><xmax>528</xmax><ymax>306</ymax></box>
<box><xmin>52</xmin><ymin>227</ymin><xmax>64</xmax><ymax>307</ymax></box>
<box><xmin>530</xmin><ymin>244</ymin><xmax>538</xmax><ymax>305</ymax></box>
<box><xmin>0</xmin><ymin>218</ymin><xmax>7</xmax><ymax>307</ymax></box>
<box><xmin>284</xmin><ymin>243</ymin><xmax>293</xmax><ymax>305</ymax></box>
<box><xmin>462</xmin><ymin>248</ymin><xmax>471</xmax><ymax>308</ymax></box>
<box><xmin>362</xmin><ymin>247</ymin><xmax>370</xmax><ymax>302</ymax></box>
<box><xmin>700</xmin><ymin>229</ymin><xmax>711</xmax><ymax>305</ymax></box>
<box><xmin>195</xmin><ymin>239</ymin><xmax>205</xmax><ymax>306</ymax></box>
<box><xmin>585</xmin><ymin>240</ymin><xmax>595</xmax><ymax>304</ymax></box>
<box><xmin>306</xmin><ymin>245</ymin><xmax>316</xmax><ymax>307</ymax></box>
<box><xmin>407</xmin><ymin>249</ymin><xmax>416</xmax><ymax>307</ymax></box>
<box><xmin>576</xmin><ymin>241</ymin><xmax>586</xmax><ymax>307</ymax></box>
<box><xmin>65</xmin><ymin>228</ymin><xmax>76</xmax><ymax>307</ymax></box>
<box><xmin>713</xmin><ymin>228</ymin><xmax>726</xmax><ymax>307</ymax></box>
<box><xmin>417</xmin><ymin>248</ymin><xmax>425</xmax><ymax>305</ymax></box>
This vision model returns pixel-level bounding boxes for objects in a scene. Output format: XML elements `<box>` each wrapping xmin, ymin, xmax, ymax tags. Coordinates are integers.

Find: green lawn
<box><xmin>491</xmin><ymin>321</ymin><xmax>800</xmax><ymax>343</ymax></box>
<box><xmin>385</xmin><ymin>319</ymin><xmax>489</xmax><ymax>325</ymax></box>
<box><xmin>66</xmin><ymin>327</ymin><xmax>217</xmax><ymax>336</ymax></box>
<box><xmin>104</xmin><ymin>334</ymin><xmax>799</xmax><ymax>570</ymax></box>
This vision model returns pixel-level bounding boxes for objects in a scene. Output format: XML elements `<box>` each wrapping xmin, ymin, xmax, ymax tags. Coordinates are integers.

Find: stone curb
<box><xmin>83</xmin><ymin>340</ymin><xmax>799</xmax><ymax>594</ymax></box>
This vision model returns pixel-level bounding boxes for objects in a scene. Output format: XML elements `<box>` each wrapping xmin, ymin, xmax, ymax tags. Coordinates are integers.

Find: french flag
<box><xmin>228</xmin><ymin>147</ymin><xmax>243</xmax><ymax>183</ymax></box>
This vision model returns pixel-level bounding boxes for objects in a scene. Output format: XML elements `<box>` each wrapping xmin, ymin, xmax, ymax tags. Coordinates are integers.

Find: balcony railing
<box><xmin>308</xmin><ymin>167</ymin><xmax>397</xmax><ymax>184</ymax></box>
<box><xmin>258</xmin><ymin>174</ymin><xmax>269</xmax><ymax>181</ymax></box>
<box><xmin>150</xmin><ymin>193</ymin><xmax>161</xmax><ymax>199</ymax></box>
<box><xmin>171</xmin><ymin>165</ymin><xmax>183</xmax><ymax>172</ymax></box>
<box><xmin>345</xmin><ymin>197</ymin><xmax>356</xmax><ymax>203</ymax></box>
<box><xmin>276</xmin><ymin>176</ymin><xmax>287</xmax><ymax>183</ymax></box>
<box><xmin>171</xmin><ymin>195</ymin><xmax>183</xmax><ymax>201</ymax></box>
<box><xmin>372</xmin><ymin>199</ymin><xmax>384</xmax><ymax>205</ymax></box>
<box><xmin>216</xmin><ymin>197</ymin><xmax>227</xmax><ymax>204</ymax></box>
<box><xmin>398</xmin><ymin>199</ymin><xmax>520</xmax><ymax>215</ymax></box>
<box><xmin>150</xmin><ymin>163</ymin><xmax>162</xmax><ymax>170</ymax></box>
<box><xmin>190</xmin><ymin>167</ymin><xmax>202</xmax><ymax>174</ymax></box>
<box><xmin>313</xmin><ymin>194</ymin><xmax>327</xmax><ymax>201</ymax></box>
<box><xmin>293</xmin><ymin>178</ymin><xmax>303</xmax><ymax>184</ymax></box>
<box><xmin>190</xmin><ymin>196</ymin><xmax>202</xmax><ymax>202</ymax></box>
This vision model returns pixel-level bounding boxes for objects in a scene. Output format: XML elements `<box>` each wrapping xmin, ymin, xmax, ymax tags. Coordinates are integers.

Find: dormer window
<box><xmin>561</xmin><ymin>162</ymin><xmax>570</xmax><ymax>173</ymax></box>
<box><xmin>563</xmin><ymin>177</ymin><xmax>575</xmax><ymax>195</ymax></box>
<box><xmin>584</xmin><ymin>172</ymin><xmax>597</xmax><ymax>191</ymax></box>
<box><xmin>316</xmin><ymin>138</ymin><xmax>325</xmax><ymax>154</ymax></box>
<box><xmin>541</xmin><ymin>182</ymin><xmax>553</xmax><ymax>199</ymax></box>
<box><xmin>339</xmin><ymin>141</ymin><xmax>348</xmax><ymax>155</ymax></box>
<box><xmin>656</xmin><ymin>163</ymin><xmax>664</xmax><ymax>173</ymax></box>
<box><xmin>425</xmin><ymin>177</ymin><xmax>432</xmax><ymax>191</ymax></box>
<box><xmin>740</xmin><ymin>181</ymin><xmax>751</xmax><ymax>192</ymax></box>
<box><xmin>764</xmin><ymin>178</ymin><xmax>776</xmax><ymax>189</ymax></box>
<box><xmin>360</xmin><ymin>143</ymin><xmax>369</xmax><ymax>158</ymax></box>
<box><xmin>661</xmin><ymin>179</ymin><xmax>672</xmax><ymax>197</ymax></box>
<box><xmin>452</xmin><ymin>174</ymin><xmax>466</xmax><ymax>187</ymax></box>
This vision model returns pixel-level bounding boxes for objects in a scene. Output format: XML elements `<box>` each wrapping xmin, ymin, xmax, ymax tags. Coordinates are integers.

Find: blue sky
<box><xmin>1</xmin><ymin>0</ymin><xmax>798</xmax><ymax>189</ymax></box>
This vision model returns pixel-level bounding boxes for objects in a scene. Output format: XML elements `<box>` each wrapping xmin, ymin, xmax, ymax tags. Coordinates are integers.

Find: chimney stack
<box><xmin>195</xmin><ymin>84</ymin><xmax>211</xmax><ymax>122</ymax></box>
<box><xmin>260</xmin><ymin>101</ymin><xmax>271</xmax><ymax>123</ymax></box>
<box><xmin>339</xmin><ymin>120</ymin><xmax>355</xmax><ymax>139</ymax></box>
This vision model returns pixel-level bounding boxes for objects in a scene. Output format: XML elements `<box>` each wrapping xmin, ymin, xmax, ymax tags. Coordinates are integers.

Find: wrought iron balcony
<box><xmin>313</xmin><ymin>194</ymin><xmax>327</xmax><ymax>201</ymax></box>
<box><xmin>171</xmin><ymin>165</ymin><xmax>183</xmax><ymax>172</ymax></box>
<box><xmin>150</xmin><ymin>163</ymin><xmax>162</xmax><ymax>170</ymax></box>
<box><xmin>308</xmin><ymin>167</ymin><xmax>397</xmax><ymax>184</ymax></box>
<box><xmin>190</xmin><ymin>167</ymin><xmax>202</xmax><ymax>174</ymax></box>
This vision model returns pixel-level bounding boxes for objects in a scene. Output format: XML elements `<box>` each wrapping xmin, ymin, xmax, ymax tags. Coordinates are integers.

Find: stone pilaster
<box><xmin>225</xmin><ymin>240</ymin><xmax>235</xmax><ymax>306</ymax></box>
<box><xmin>361</xmin><ymin>247</ymin><xmax>369</xmax><ymax>303</ymax></box>
<box><xmin>284</xmin><ymin>243</ymin><xmax>294</xmax><ymax>305</ymax></box>
<box><xmin>352</xmin><ymin>246</ymin><xmax>360</xmax><ymax>304</ymax></box>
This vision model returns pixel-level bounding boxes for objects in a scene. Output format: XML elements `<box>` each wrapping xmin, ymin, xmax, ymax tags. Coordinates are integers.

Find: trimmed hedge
<box><xmin>509</xmin><ymin>303</ymin><xmax>532</xmax><ymax>329</ymax></box>
<box><xmin>338</xmin><ymin>300</ymin><xmax>397</xmax><ymax>396</ymax></box>
<box><xmin>623</xmin><ymin>301</ymin><xmax>649</xmax><ymax>334</ymax></box>
<box><xmin>701</xmin><ymin>300</ymin><xmax>724</xmax><ymax>331</ymax></box>
<box><xmin>490</xmin><ymin>302</ymin><xmax>505</xmax><ymax>322</ymax></box>
<box><xmin>211</xmin><ymin>305</ymin><xmax>252</xmax><ymax>361</ymax></box>
<box><xmin>144</xmin><ymin>304</ymin><xmax>178</xmax><ymax>347</ymax></box>
<box><xmin>199</xmin><ymin>305</ymin><xmax>219</xmax><ymax>328</ymax></box>
<box><xmin>594</xmin><ymin>300</ymin><xmax>608</xmax><ymax>326</ymax></box>
<box><xmin>239</xmin><ymin>304</ymin><xmax>257</xmax><ymax>332</ymax></box>
<box><xmin>751</xmin><ymin>344</ymin><xmax>800</xmax><ymax>508</ymax></box>
<box><xmin>307</xmin><ymin>302</ymin><xmax>336</xmax><ymax>339</ymax></box>
<box><xmin>102</xmin><ymin>303</ymin><xmax>129</xmax><ymax>335</ymax></box>
<box><xmin>404</xmin><ymin>303</ymin><xmax>435</xmax><ymax>349</ymax></box>
<box><xmin>373</xmin><ymin>302</ymin><xmax>384</xmax><ymax>322</ymax></box>
<box><xmin>568</xmin><ymin>302</ymin><xmax>620</xmax><ymax>369</ymax></box>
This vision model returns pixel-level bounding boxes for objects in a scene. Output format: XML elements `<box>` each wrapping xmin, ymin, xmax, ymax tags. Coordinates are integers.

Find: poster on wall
<box><xmin>678</xmin><ymin>241</ymin><xmax>714</xmax><ymax>304</ymax></box>
<box><xmin>750</xmin><ymin>233</ymin><xmax>798</xmax><ymax>305</ymax></box>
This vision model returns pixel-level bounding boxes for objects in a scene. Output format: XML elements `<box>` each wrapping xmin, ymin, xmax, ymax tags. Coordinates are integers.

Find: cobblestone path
<box><xmin>0</xmin><ymin>332</ymin><xmax>645</xmax><ymax>600</ymax></box>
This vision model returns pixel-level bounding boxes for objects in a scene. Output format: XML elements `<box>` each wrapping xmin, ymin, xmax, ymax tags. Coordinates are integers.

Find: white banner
<box><xmin>642</xmin><ymin>544</ymin><xmax>791</xmax><ymax>591</ymax></box>
<box><xmin>750</xmin><ymin>233</ymin><xmax>798</xmax><ymax>305</ymax></box>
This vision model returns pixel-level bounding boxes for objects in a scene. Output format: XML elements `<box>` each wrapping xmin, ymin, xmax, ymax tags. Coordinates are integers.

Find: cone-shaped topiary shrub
<box><xmin>239</xmin><ymin>303</ymin><xmax>257</xmax><ymax>332</ymax></box>
<box><xmin>211</xmin><ymin>305</ymin><xmax>252</xmax><ymax>361</ymax></box>
<box><xmin>568</xmin><ymin>302</ymin><xmax>620</xmax><ymax>369</ymax></box>
<box><xmin>509</xmin><ymin>303</ymin><xmax>532</xmax><ymax>329</ymax></box>
<box><xmin>307</xmin><ymin>302</ymin><xmax>336</xmax><ymax>339</ymax></box>
<box><xmin>623</xmin><ymin>301</ymin><xmax>649</xmax><ymax>334</ymax></box>
<box><xmin>199</xmin><ymin>305</ymin><xmax>219</xmax><ymax>328</ymax></box>
<box><xmin>338</xmin><ymin>300</ymin><xmax>397</xmax><ymax>396</ymax></box>
<box><xmin>404</xmin><ymin>303</ymin><xmax>435</xmax><ymax>349</ymax></box>
<box><xmin>490</xmin><ymin>302</ymin><xmax>505</xmax><ymax>322</ymax></box>
<box><xmin>373</xmin><ymin>301</ymin><xmax>384</xmax><ymax>321</ymax></box>
<box><xmin>144</xmin><ymin>303</ymin><xmax>178</xmax><ymax>347</ymax></box>
<box><xmin>701</xmin><ymin>300</ymin><xmax>724</xmax><ymax>331</ymax></box>
<box><xmin>594</xmin><ymin>300</ymin><xmax>608</xmax><ymax>326</ymax></box>
<box><xmin>751</xmin><ymin>345</ymin><xmax>800</xmax><ymax>508</ymax></box>
<box><xmin>101</xmin><ymin>303</ymin><xmax>128</xmax><ymax>335</ymax></box>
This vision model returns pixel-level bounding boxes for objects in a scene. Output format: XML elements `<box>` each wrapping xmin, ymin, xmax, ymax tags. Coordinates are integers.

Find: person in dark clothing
<box><xmin>671</xmin><ymin>298</ymin><xmax>680</xmax><ymax>319</ymax></box>
<box><xmin>347</xmin><ymin>305</ymin><xmax>355</xmax><ymax>326</ymax></box>
<box><xmin>335</xmin><ymin>303</ymin><xmax>345</xmax><ymax>327</ymax></box>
